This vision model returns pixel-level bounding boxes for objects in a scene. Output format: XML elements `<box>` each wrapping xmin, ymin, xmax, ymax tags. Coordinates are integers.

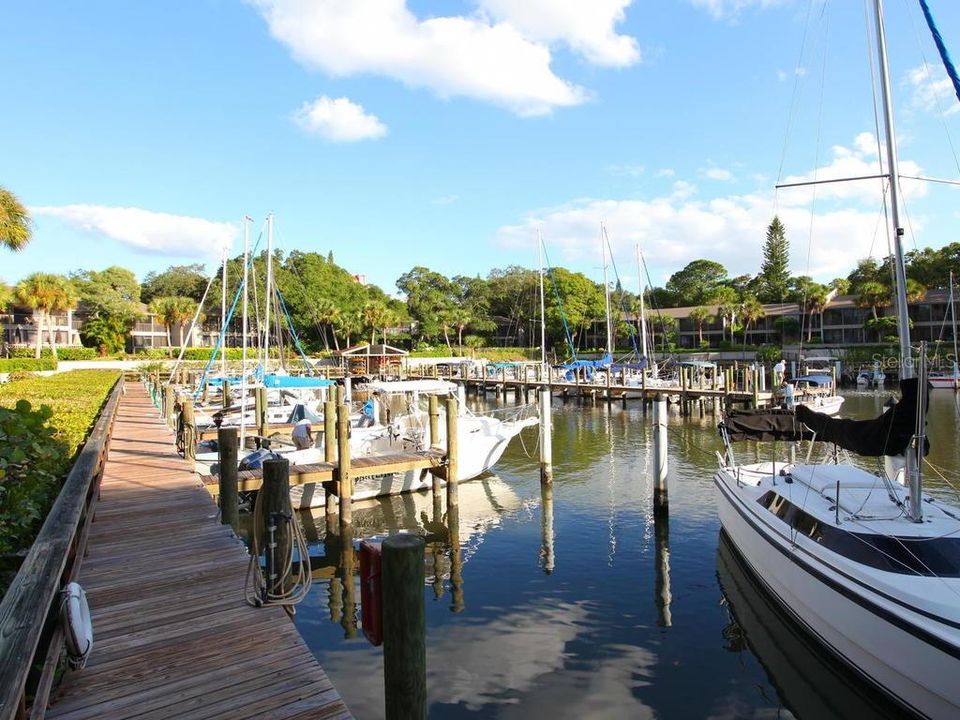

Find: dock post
<box><xmin>164</xmin><ymin>384</ymin><xmax>175</xmax><ymax>427</ymax></box>
<box><xmin>262</xmin><ymin>458</ymin><xmax>292</xmax><ymax>599</ymax></box>
<box><xmin>324</xmin><ymin>399</ymin><xmax>337</xmax><ymax>517</ymax></box>
<box><xmin>344</xmin><ymin>375</ymin><xmax>353</xmax><ymax>404</ymax></box>
<box><xmin>201</xmin><ymin>379</ymin><xmax>209</xmax><ymax>403</ymax></box>
<box><xmin>540</xmin><ymin>481</ymin><xmax>555</xmax><ymax>573</ymax></box>
<box><xmin>752</xmin><ymin>367</ymin><xmax>760</xmax><ymax>409</ymax></box>
<box><xmin>428</xmin><ymin>394</ymin><xmax>440</xmax><ymax>449</ymax></box>
<box><xmin>222</xmin><ymin>379</ymin><xmax>231</xmax><ymax>409</ymax></box>
<box><xmin>181</xmin><ymin>396</ymin><xmax>196</xmax><ymax>462</ymax></box>
<box><xmin>653</xmin><ymin>393</ymin><xmax>669</xmax><ymax>516</ymax></box>
<box><xmin>382</xmin><ymin>534</ymin><xmax>426</xmax><ymax>720</ymax></box>
<box><xmin>337</xmin><ymin>402</ymin><xmax>353</xmax><ymax>525</ymax></box>
<box><xmin>539</xmin><ymin>388</ymin><xmax>553</xmax><ymax>484</ymax></box>
<box><xmin>217</xmin><ymin>426</ymin><xmax>239</xmax><ymax>531</ymax></box>
<box><xmin>448</xmin><ymin>505</ymin><xmax>464</xmax><ymax>613</ymax></box>
<box><xmin>256</xmin><ymin>386</ymin><xmax>269</xmax><ymax>437</ymax></box>
<box><xmin>445</xmin><ymin>397</ymin><xmax>459</xmax><ymax>509</ymax></box>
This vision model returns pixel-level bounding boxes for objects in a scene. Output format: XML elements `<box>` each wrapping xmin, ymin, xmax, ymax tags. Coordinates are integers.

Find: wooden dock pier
<box><xmin>44</xmin><ymin>385</ymin><xmax>352</xmax><ymax>720</ymax></box>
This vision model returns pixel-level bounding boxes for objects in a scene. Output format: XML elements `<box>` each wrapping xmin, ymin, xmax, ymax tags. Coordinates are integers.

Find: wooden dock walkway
<box><xmin>45</xmin><ymin>385</ymin><xmax>352</xmax><ymax>720</ymax></box>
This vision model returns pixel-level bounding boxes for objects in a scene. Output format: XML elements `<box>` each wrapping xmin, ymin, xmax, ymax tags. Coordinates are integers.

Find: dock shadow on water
<box><xmin>242</xmin><ymin>391</ymin><xmax>955</xmax><ymax>719</ymax></box>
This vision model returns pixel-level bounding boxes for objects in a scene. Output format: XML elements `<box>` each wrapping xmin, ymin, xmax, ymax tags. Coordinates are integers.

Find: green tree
<box><xmin>710</xmin><ymin>286</ymin><xmax>739</xmax><ymax>343</ymax></box>
<box><xmin>14</xmin><ymin>273</ymin><xmax>78</xmax><ymax>358</ymax></box>
<box><xmin>665</xmin><ymin>260</ymin><xmax>728</xmax><ymax>306</ymax></box>
<box><xmin>486</xmin><ymin>266</ymin><xmax>538</xmax><ymax>346</ymax></box>
<box><xmin>141</xmin><ymin>264</ymin><xmax>208</xmax><ymax>303</ymax></box>
<box><xmin>738</xmin><ymin>295</ymin><xmax>765</xmax><ymax>346</ymax></box>
<box><xmin>0</xmin><ymin>283</ymin><xmax>11</xmax><ymax>312</ymax></box>
<box><xmin>72</xmin><ymin>266</ymin><xmax>142</xmax><ymax>354</ymax></box>
<box><xmin>149</xmin><ymin>296</ymin><xmax>199</xmax><ymax>347</ymax></box>
<box><xmin>855</xmin><ymin>280</ymin><xmax>891</xmax><ymax>321</ymax></box>
<box><xmin>828</xmin><ymin>277</ymin><xmax>851</xmax><ymax>295</ymax></box>
<box><xmin>790</xmin><ymin>276</ymin><xmax>829</xmax><ymax>342</ymax></box>
<box><xmin>757</xmin><ymin>216</ymin><xmax>790</xmax><ymax>302</ymax></box>
<box><xmin>396</xmin><ymin>266</ymin><xmax>455</xmax><ymax>343</ymax></box>
<box><xmin>361</xmin><ymin>301</ymin><xmax>390</xmax><ymax>345</ymax></box>
<box><xmin>0</xmin><ymin>186</ymin><xmax>31</xmax><ymax>251</ymax></box>
<box><xmin>688</xmin><ymin>306</ymin><xmax>714</xmax><ymax>346</ymax></box>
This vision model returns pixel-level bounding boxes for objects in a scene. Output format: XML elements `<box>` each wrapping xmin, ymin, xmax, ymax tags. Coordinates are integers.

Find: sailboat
<box><xmin>928</xmin><ymin>271</ymin><xmax>959</xmax><ymax>390</ymax></box>
<box><xmin>714</xmin><ymin>2</ymin><xmax>960</xmax><ymax>716</ymax></box>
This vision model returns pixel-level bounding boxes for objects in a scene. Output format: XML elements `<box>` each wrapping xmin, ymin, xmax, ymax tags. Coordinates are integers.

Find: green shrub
<box><xmin>8</xmin><ymin>346</ymin><xmax>98</xmax><ymax>361</ymax></box>
<box><xmin>0</xmin><ymin>358</ymin><xmax>57</xmax><ymax>372</ymax></box>
<box><xmin>0</xmin><ymin>370</ymin><xmax>120</xmax><ymax>586</ymax></box>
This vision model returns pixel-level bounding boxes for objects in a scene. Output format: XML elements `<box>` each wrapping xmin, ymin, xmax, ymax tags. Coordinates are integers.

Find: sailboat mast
<box><xmin>240</xmin><ymin>216</ymin><xmax>251</xmax><ymax>447</ymax></box>
<box><xmin>951</xmin><ymin>271</ymin><xmax>958</xmax><ymax>378</ymax></box>
<box><xmin>874</xmin><ymin>0</ymin><xmax>923</xmax><ymax>521</ymax></box>
<box><xmin>601</xmin><ymin>222</ymin><xmax>613</xmax><ymax>357</ymax></box>
<box><xmin>874</xmin><ymin>0</ymin><xmax>912</xmax><ymax>380</ymax></box>
<box><xmin>220</xmin><ymin>248</ymin><xmax>227</xmax><ymax>382</ymax></box>
<box><xmin>636</xmin><ymin>245</ymin><xmax>648</xmax><ymax>360</ymax></box>
<box><xmin>538</xmin><ymin>226</ymin><xmax>547</xmax><ymax>367</ymax></box>
<box><xmin>263</xmin><ymin>213</ymin><xmax>274</xmax><ymax>372</ymax></box>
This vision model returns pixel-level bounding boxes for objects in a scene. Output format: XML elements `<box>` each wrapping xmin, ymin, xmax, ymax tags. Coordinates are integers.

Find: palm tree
<box><xmin>0</xmin><ymin>187</ymin><xmax>31</xmax><ymax>251</ymax></box>
<box><xmin>311</xmin><ymin>298</ymin><xmax>340</xmax><ymax>351</ymax></box>
<box><xmin>334</xmin><ymin>311</ymin><xmax>363</xmax><ymax>348</ymax></box>
<box><xmin>689</xmin><ymin>306</ymin><xmax>714</xmax><ymax>346</ymax></box>
<box><xmin>855</xmin><ymin>281</ymin><xmax>891</xmax><ymax>321</ymax></box>
<box><xmin>0</xmin><ymin>283</ymin><xmax>11</xmax><ymax>312</ymax></box>
<box><xmin>710</xmin><ymin>286</ymin><xmax>738</xmax><ymax>343</ymax></box>
<box><xmin>805</xmin><ymin>285</ymin><xmax>829</xmax><ymax>342</ymax></box>
<box><xmin>15</xmin><ymin>273</ymin><xmax>77</xmax><ymax>358</ymax></box>
<box><xmin>362</xmin><ymin>301</ymin><xmax>389</xmax><ymax>346</ymax></box>
<box><xmin>739</xmin><ymin>295</ymin><xmax>765</xmax><ymax>346</ymax></box>
<box><xmin>149</xmin><ymin>296</ymin><xmax>199</xmax><ymax>347</ymax></box>
<box><xmin>449</xmin><ymin>306</ymin><xmax>474</xmax><ymax>352</ymax></box>
<box><xmin>905</xmin><ymin>279</ymin><xmax>927</xmax><ymax>304</ymax></box>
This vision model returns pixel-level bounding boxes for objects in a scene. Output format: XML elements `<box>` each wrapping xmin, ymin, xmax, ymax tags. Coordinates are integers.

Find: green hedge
<box><xmin>8</xmin><ymin>346</ymin><xmax>99</xmax><ymax>361</ymax></box>
<box><xmin>0</xmin><ymin>358</ymin><xmax>57</xmax><ymax>372</ymax></box>
<box><xmin>0</xmin><ymin>371</ymin><xmax>120</xmax><ymax>588</ymax></box>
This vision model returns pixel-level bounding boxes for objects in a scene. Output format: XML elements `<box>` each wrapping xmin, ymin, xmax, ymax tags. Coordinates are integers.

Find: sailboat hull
<box><xmin>715</xmin><ymin>469</ymin><xmax>960</xmax><ymax>719</ymax></box>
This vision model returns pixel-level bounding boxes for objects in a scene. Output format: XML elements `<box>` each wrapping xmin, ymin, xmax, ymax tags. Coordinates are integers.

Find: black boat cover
<box><xmin>721</xmin><ymin>408</ymin><xmax>814</xmax><ymax>442</ymax></box>
<box><xmin>721</xmin><ymin>378</ymin><xmax>929</xmax><ymax>457</ymax></box>
<box><xmin>795</xmin><ymin>378</ymin><xmax>927</xmax><ymax>457</ymax></box>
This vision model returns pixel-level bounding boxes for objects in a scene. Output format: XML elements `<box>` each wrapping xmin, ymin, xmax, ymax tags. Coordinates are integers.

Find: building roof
<box><xmin>339</xmin><ymin>343</ymin><xmax>408</xmax><ymax>357</ymax></box>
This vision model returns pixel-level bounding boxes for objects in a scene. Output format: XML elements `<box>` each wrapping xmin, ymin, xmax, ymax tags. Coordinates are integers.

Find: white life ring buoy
<box><xmin>61</xmin><ymin>582</ymin><xmax>93</xmax><ymax>669</ymax></box>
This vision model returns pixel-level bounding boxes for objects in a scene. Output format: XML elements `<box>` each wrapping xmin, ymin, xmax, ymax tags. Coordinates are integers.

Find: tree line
<box><xmin>3</xmin><ymin>187</ymin><xmax>959</xmax><ymax>357</ymax></box>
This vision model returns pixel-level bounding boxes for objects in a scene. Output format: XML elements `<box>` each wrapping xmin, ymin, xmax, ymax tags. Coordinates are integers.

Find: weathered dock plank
<box><xmin>46</xmin><ymin>385</ymin><xmax>352</xmax><ymax>720</ymax></box>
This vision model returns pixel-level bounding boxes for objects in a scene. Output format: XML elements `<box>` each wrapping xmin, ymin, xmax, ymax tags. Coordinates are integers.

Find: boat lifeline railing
<box><xmin>0</xmin><ymin>377</ymin><xmax>124</xmax><ymax>720</ymax></box>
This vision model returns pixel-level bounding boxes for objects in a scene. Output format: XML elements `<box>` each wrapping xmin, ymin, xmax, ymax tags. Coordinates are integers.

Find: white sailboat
<box><xmin>929</xmin><ymin>271</ymin><xmax>959</xmax><ymax>390</ymax></box>
<box><xmin>714</xmin><ymin>2</ymin><xmax>960</xmax><ymax>716</ymax></box>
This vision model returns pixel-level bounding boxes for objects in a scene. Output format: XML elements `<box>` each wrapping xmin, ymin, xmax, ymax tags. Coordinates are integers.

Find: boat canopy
<box><xmin>365</xmin><ymin>379</ymin><xmax>457</xmax><ymax>395</ymax></box>
<box><xmin>558</xmin><ymin>353</ymin><xmax>612</xmax><ymax>370</ymax></box>
<box><xmin>678</xmin><ymin>360</ymin><xmax>716</xmax><ymax>368</ymax></box>
<box><xmin>263</xmin><ymin>374</ymin><xmax>335</xmax><ymax>389</ymax></box>
<box><xmin>720</xmin><ymin>408</ymin><xmax>815</xmax><ymax>443</ymax></box>
<box><xmin>791</xmin><ymin>374</ymin><xmax>832</xmax><ymax>387</ymax></box>
<box><xmin>721</xmin><ymin>379</ymin><xmax>928</xmax><ymax>457</ymax></box>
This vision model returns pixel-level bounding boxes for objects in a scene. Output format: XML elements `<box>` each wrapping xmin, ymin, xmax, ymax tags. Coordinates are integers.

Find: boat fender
<box><xmin>60</xmin><ymin>582</ymin><xmax>93</xmax><ymax>669</ymax></box>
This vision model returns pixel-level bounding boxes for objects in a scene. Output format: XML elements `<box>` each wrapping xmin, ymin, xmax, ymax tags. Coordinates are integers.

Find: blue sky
<box><xmin>3</xmin><ymin>0</ymin><xmax>960</xmax><ymax>296</ymax></box>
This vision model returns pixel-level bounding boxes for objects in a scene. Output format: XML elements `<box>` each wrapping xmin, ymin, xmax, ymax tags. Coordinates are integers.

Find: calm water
<box><xmin>284</xmin><ymin>390</ymin><xmax>960</xmax><ymax>719</ymax></box>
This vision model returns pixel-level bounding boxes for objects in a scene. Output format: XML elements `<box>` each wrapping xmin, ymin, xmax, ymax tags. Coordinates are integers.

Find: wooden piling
<box><xmin>163</xmin><ymin>384</ymin><xmax>175</xmax><ymax>427</ymax></box>
<box><xmin>324</xmin><ymin>399</ymin><xmax>337</xmax><ymax>517</ymax></box>
<box><xmin>445</xmin><ymin>397</ymin><xmax>459</xmax><ymax>508</ymax></box>
<box><xmin>337</xmin><ymin>402</ymin><xmax>353</xmax><ymax>525</ymax></box>
<box><xmin>261</xmin><ymin>458</ymin><xmax>292</xmax><ymax>598</ymax></box>
<box><xmin>382</xmin><ymin>534</ymin><xmax>427</xmax><ymax>720</ymax></box>
<box><xmin>653</xmin><ymin>393</ymin><xmax>668</xmax><ymax>516</ymax></box>
<box><xmin>539</xmin><ymin>388</ymin><xmax>552</xmax><ymax>484</ymax></box>
<box><xmin>222</xmin><ymin>379</ymin><xmax>231</xmax><ymax>409</ymax></box>
<box><xmin>256</xmin><ymin>386</ymin><xmax>269</xmax><ymax>437</ymax></box>
<box><xmin>217</xmin><ymin>426</ymin><xmax>239</xmax><ymax>530</ymax></box>
<box><xmin>428</xmin><ymin>394</ymin><xmax>440</xmax><ymax>449</ymax></box>
<box><xmin>540</xmin><ymin>482</ymin><xmax>555</xmax><ymax>573</ymax></box>
<box><xmin>181</xmin><ymin>396</ymin><xmax>196</xmax><ymax>462</ymax></box>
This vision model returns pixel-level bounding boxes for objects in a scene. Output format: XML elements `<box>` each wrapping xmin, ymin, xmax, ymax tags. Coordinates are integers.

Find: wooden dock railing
<box><xmin>0</xmin><ymin>377</ymin><xmax>124</xmax><ymax>720</ymax></box>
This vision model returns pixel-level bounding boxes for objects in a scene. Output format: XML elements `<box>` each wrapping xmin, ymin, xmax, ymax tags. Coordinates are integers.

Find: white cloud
<box><xmin>477</xmin><ymin>0</ymin><xmax>639</xmax><ymax>67</ymax></box>
<box><xmin>292</xmin><ymin>96</ymin><xmax>387</xmax><ymax>141</ymax></box>
<box><xmin>906</xmin><ymin>64</ymin><xmax>960</xmax><ymax>117</ymax></box>
<box><xmin>495</xmin><ymin>136</ymin><xmax>927</xmax><ymax>286</ymax></box>
<box><xmin>250</xmin><ymin>0</ymin><xmax>593</xmax><ymax>116</ymax></box>
<box><xmin>655</xmin><ymin>168</ymin><xmax>676</xmax><ymax>178</ymax></box>
<box><xmin>704</xmin><ymin>167</ymin><xmax>734</xmax><ymax>181</ymax></box>
<box><xmin>689</xmin><ymin>0</ymin><xmax>785</xmax><ymax>21</ymax></box>
<box><xmin>31</xmin><ymin>205</ymin><xmax>238</xmax><ymax>258</ymax></box>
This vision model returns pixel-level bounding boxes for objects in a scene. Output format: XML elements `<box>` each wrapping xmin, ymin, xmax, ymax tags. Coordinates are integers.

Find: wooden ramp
<box><xmin>46</xmin><ymin>385</ymin><xmax>352</xmax><ymax>720</ymax></box>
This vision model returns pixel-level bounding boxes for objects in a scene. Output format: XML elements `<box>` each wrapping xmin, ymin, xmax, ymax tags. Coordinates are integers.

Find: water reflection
<box><xmin>539</xmin><ymin>482</ymin><xmax>554</xmax><ymax>574</ymax></box>
<box><xmin>654</xmin><ymin>514</ymin><xmax>672</xmax><ymax>628</ymax></box>
<box><xmin>716</xmin><ymin>531</ymin><xmax>911</xmax><ymax>720</ymax></box>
